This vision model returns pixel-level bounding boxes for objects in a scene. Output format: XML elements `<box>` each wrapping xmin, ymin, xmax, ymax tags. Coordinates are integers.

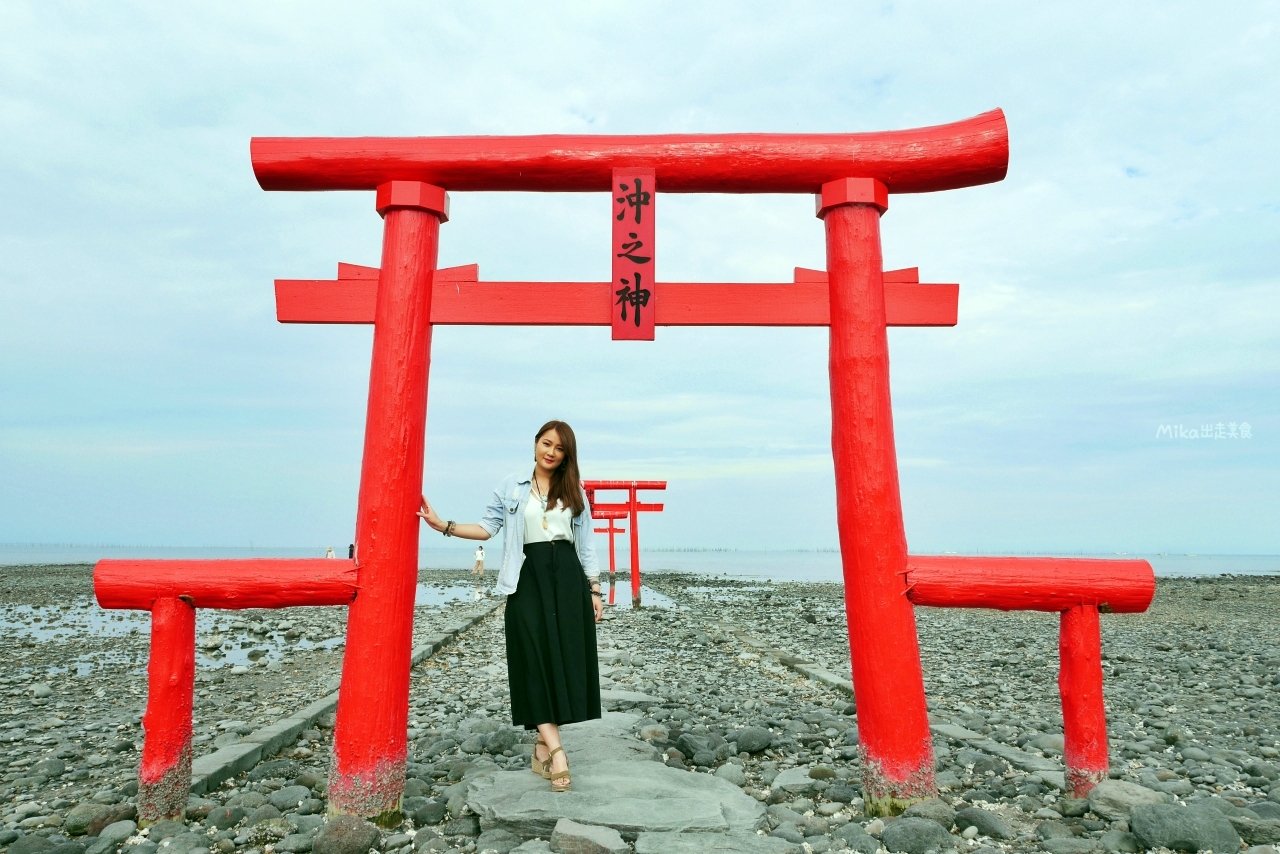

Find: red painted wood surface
<box><xmin>330</xmin><ymin>182</ymin><xmax>445</xmax><ymax>819</ymax></box>
<box><xmin>903</xmin><ymin>556</ymin><xmax>1155</xmax><ymax>614</ymax></box>
<box><xmin>137</xmin><ymin>597</ymin><xmax>195</xmax><ymax>823</ymax></box>
<box><xmin>251</xmin><ymin>110</ymin><xmax>1008</xmax><ymax>194</ymax></box>
<box><xmin>612</xmin><ymin>168</ymin><xmax>656</xmax><ymax>340</ymax></box>
<box><xmin>94</xmin><ymin>559</ymin><xmax>358</xmax><ymax>610</ymax></box>
<box><xmin>822</xmin><ymin>179</ymin><xmax>935</xmax><ymax>812</ymax></box>
<box><xmin>275</xmin><ymin>268</ymin><xmax>957</xmax><ymax>327</ymax></box>
<box><xmin>1060</xmin><ymin>604</ymin><xmax>1110</xmax><ymax>796</ymax></box>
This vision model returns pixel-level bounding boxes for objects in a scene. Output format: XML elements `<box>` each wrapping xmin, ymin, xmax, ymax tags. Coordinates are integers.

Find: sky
<box><xmin>1</xmin><ymin>2</ymin><xmax>1277</xmax><ymax>556</ymax></box>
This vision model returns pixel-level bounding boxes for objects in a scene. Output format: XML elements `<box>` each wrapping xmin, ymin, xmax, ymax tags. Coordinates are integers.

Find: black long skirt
<box><xmin>505</xmin><ymin>540</ymin><xmax>601</xmax><ymax>730</ymax></box>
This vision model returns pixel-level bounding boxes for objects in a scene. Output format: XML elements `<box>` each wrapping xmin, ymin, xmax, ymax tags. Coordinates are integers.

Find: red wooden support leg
<box><xmin>608</xmin><ymin>523</ymin><xmax>617</xmax><ymax>606</ymax></box>
<box><xmin>1060</xmin><ymin>604</ymin><xmax>1109</xmax><ymax>797</ymax></box>
<box><xmin>329</xmin><ymin>181</ymin><xmax>447</xmax><ymax>822</ymax></box>
<box><xmin>821</xmin><ymin>178</ymin><xmax>935</xmax><ymax>814</ymax></box>
<box><xmin>138</xmin><ymin>596</ymin><xmax>196</xmax><ymax>824</ymax></box>
<box><xmin>629</xmin><ymin>490</ymin><xmax>641</xmax><ymax>608</ymax></box>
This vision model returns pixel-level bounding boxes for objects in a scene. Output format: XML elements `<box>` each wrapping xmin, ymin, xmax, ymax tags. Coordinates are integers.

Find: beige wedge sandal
<box><xmin>546</xmin><ymin>745</ymin><xmax>571</xmax><ymax>792</ymax></box>
<box><xmin>531</xmin><ymin>737</ymin><xmax>551</xmax><ymax>778</ymax></box>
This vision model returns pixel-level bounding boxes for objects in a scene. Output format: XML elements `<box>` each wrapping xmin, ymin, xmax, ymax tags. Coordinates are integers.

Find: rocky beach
<box><xmin>2</xmin><ymin>565</ymin><xmax>1278</xmax><ymax>854</ymax></box>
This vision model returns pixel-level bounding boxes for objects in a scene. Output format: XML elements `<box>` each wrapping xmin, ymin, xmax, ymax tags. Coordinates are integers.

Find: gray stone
<box><xmin>248</xmin><ymin>759</ymin><xmax>303</xmax><ymax>782</ymax></box>
<box><xmin>83</xmin><ymin>837</ymin><xmax>117</xmax><ymax>854</ymax></box>
<box><xmin>769</xmin><ymin>822</ymin><xmax>805</xmax><ymax>844</ymax></box>
<box><xmin>772</xmin><ymin>766</ymin><xmax>820</xmax><ymax>796</ymax></box>
<box><xmin>835</xmin><ymin>822</ymin><xmax>883</xmax><ymax>854</ymax></box>
<box><xmin>715</xmin><ymin>763</ymin><xmax>747</xmax><ymax>787</ymax></box>
<box><xmin>11</xmin><ymin>836</ymin><xmax>57</xmax><ymax>854</ymax></box>
<box><xmin>184</xmin><ymin>798</ymin><xmax>217</xmax><ymax>821</ymax></box>
<box><xmin>228</xmin><ymin>792</ymin><xmax>269</xmax><ymax>810</ymax></box>
<box><xmin>1099</xmin><ymin>829</ymin><xmax>1142</xmax><ymax>853</ymax></box>
<box><xmin>408</xmin><ymin>801</ymin><xmax>447</xmax><ymax>826</ymax></box>
<box><xmin>1243</xmin><ymin>847</ymin><xmax>1279</xmax><ymax>854</ymax></box>
<box><xmin>34</xmin><ymin>758</ymin><xmax>67</xmax><ymax>777</ymax></box>
<box><xmin>881</xmin><ymin>817</ymin><xmax>953</xmax><ymax>854</ymax></box>
<box><xmin>160</xmin><ymin>833</ymin><xmax>206</xmax><ymax>854</ymax></box>
<box><xmin>0</xmin><ymin>830</ymin><xmax>21</xmax><ymax>847</ymax></box>
<box><xmin>64</xmin><ymin>805</ymin><xmax>112</xmax><ymax>837</ymax></box>
<box><xmin>440</xmin><ymin>814</ymin><xmax>480</xmax><ymax>836</ymax></box>
<box><xmin>269</xmin><ymin>786</ymin><xmax>312</xmax><ymax>812</ymax></box>
<box><xmin>411</xmin><ymin>829</ymin><xmax>440</xmax><ymax>853</ymax></box>
<box><xmin>1087</xmin><ymin>780</ymin><xmax>1171</xmax><ymax>821</ymax></box>
<box><xmin>486</xmin><ymin>729</ymin><xmax>520</xmax><ymax>755</ymax></box>
<box><xmin>312</xmin><ymin>815</ymin><xmax>380</xmax><ymax>854</ymax></box>
<box><xmin>903</xmin><ymin>798</ymin><xmax>955</xmax><ymax>830</ymax></box>
<box><xmin>1040</xmin><ymin>840</ymin><xmax>1100</xmax><ymax>854</ymax></box>
<box><xmin>733</xmin><ymin>727</ymin><xmax>773</xmax><ymax>754</ymax></box>
<box><xmin>1031</xmin><ymin>734</ymin><xmax>1066</xmax><ymax>755</ymax></box>
<box><xmin>826</xmin><ymin>784</ymin><xmax>859</xmax><ymax>804</ymax></box>
<box><xmin>474</xmin><ymin>827</ymin><xmax>522</xmax><ymax>854</ymax></box>
<box><xmin>460</xmin><ymin>735</ymin><xmax>488</xmax><ymax>754</ymax></box>
<box><xmin>953</xmin><ymin>807</ymin><xmax>1011</xmax><ymax>839</ymax></box>
<box><xmin>205</xmin><ymin>807</ymin><xmax>246</xmax><ymax>831</ymax></box>
<box><xmin>295</xmin><ymin>816</ymin><xmax>325</xmax><ymax>835</ymax></box>
<box><xmin>634</xmin><ymin>831</ymin><xmax>797</xmax><ymax>853</ymax></box>
<box><xmin>936</xmin><ymin>771</ymin><xmax>962</xmax><ymax>790</ymax></box>
<box><xmin>247</xmin><ymin>819</ymin><xmax>296</xmax><ymax>846</ymax></box>
<box><xmin>98</xmin><ymin>822</ymin><xmax>136</xmax><ymax>845</ymax></box>
<box><xmin>1231</xmin><ymin>818</ymin><xmax>1280</xmax><ymax>846</ymax></box>
<box><xmin>1037</xmin><ymin>822</ymin><xmax>1077</xmax><ymax>840</ymax></box>
<box><xmin>144</xmin><ymin>821</ymin><xmax>185</xmax><ymax>842</ymax></box>
<box><xmin>548</xmin><ymin>818</ymin><xmax>627</xmax><ymax>854</ymax></box>
<box><xmin>49</xmin><ymin>843</ymin><xmax>86</xmax><ymax>854</ymax></box>
<box><xmin>1130</xmin><ymin>803</ymin><xmax>1243</xmax><ymax>853</ymax></box>
<box><xmin>510</xmin><ymin>842</ymin><xmax>553</xmax><ymax>854</ymax></box>
<box><xmin>247</xmin><ymin>805</ymin><xmax>283</xmax><ymax>826</ymax></box>
<box><xmin>274</xmin><ymin>834</ymin><xmax>313</xmax><ymax>853</ymax></box>
<box><xmin>1254</xmin><ymin>804</ymin><xmax>1280</xmax><ymax>821</ymax></box>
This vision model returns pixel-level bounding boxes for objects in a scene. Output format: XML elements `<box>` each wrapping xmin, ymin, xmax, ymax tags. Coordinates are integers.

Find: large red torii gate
<box><xmin>92</xmin><ymin>109</ymin><xmax>1155</xmax><ymax>824</ymax></box>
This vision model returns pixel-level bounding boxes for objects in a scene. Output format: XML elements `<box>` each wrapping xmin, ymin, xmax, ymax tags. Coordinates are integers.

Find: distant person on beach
<box><xmin>473</xmin><ymin>545</ymin><xmax>485</xmax><ymax>576</ymax></box>
<box><xmin>418</xmin><ymin>420</ymin><xmax>601</xmax><ymax>793</ymax></box>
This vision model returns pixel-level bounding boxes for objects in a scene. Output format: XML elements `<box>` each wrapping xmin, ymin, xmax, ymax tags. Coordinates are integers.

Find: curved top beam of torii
<box><xmin>251</xmin><ymin>109</ymin><xmax>1008</xmax><ymax>195</ymax></box>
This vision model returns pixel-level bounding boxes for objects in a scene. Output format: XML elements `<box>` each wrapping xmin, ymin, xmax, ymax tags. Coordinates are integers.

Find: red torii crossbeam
<box><xmin>582</xmin><ymin>480</ymin><xmax>666</xmax><ymax>608</ymax></box>
<box><xmin>274</xmin><ymin>262</ymin><xmax>958</xmax><ymax>328</ymax></box>
<box><xmin>92</xmin><ymin>109</ymin><xmax>1156</xmax><ymax>823</ymax></box>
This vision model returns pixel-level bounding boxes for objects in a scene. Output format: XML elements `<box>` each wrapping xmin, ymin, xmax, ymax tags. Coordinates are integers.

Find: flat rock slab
<box><xmin>633</xmin><ymin>831</ymin><xmax>797</xmax><ymax>853</ymax></box>
<box><xmin>560</xmin><ymin>713</ymin><xmax>658</xmax><ymax>764</ymax></box>
<box><xmin>598</xmin><ymin>689</ymin><xmax>662</xmax><ymax>707</ymax></box>
<box><xmin>468</xmin><ymin>759</ymin><xmax>765</xmax><ymax>840</ymax></box>
<box><xmin>468</xmin><ymin>712</ymin><xmax>765</xmax><ymax>839</ymax></box>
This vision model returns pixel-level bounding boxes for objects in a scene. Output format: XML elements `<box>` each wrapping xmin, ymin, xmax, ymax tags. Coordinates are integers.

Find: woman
<box><xmin>418</xmin><ymin>420</ymin><xmax>603</xmax><ymax>792</ymax></box>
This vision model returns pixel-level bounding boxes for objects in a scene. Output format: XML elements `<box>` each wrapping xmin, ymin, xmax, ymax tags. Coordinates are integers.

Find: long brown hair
<box><xmin>535</xmin><ymin>420</ymin><xmax>585</xmax><ymax>516</ymax></box>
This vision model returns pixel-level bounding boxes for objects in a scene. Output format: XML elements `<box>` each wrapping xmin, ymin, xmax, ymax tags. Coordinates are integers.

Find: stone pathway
<box><xmin>466</xmin><ymin>712</ymin><xmax>788</xmax><ymax>852</ymax></box>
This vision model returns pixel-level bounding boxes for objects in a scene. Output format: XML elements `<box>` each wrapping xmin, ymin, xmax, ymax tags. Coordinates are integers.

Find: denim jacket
<box><xmin>478</xmin><ymin>471</ymin><xmax>600</xmax><ymax>595</ymax></box>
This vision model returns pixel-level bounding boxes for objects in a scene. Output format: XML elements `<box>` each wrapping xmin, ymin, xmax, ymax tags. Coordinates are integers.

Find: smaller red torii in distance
<box><xmin>582</xmin><ymin>480</ymin><xmax>665</xmax><ymax>608</ymax></box>
<box><xmin>591</xmin><ymin>511</ymin><xmax>626</xmax><ymax>606</ymax></box>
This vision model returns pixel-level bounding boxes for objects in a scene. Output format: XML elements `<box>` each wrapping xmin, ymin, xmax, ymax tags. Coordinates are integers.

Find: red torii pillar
<box><xmin>583</xmin><ymin>480</ymin><xmax>666</xmax><ymax>608</ymax></box>
<box><xmin>592</xmin><ymin>512</ymin><xmax>626</xmax><ymax>606</ymax></box>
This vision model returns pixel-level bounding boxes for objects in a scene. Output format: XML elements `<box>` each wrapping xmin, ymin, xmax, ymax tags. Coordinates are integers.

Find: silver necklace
<box><xmin>532</xmin><ymin>476</ymin><xmax>549</xmax><ymax>530</ymax></box>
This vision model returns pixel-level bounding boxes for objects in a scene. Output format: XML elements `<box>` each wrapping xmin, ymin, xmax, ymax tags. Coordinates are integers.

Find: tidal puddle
<box><xmin>602</xmin><ymin>584</ymin><xmax>677</xmax><ymax>610</ymax></box>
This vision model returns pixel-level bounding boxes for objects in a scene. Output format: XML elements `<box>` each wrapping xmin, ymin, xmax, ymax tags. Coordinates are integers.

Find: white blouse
<box><xmin>524</xmin><ymin>489</ymin><xmax>575</xmax><ymax>543</ymax></box>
